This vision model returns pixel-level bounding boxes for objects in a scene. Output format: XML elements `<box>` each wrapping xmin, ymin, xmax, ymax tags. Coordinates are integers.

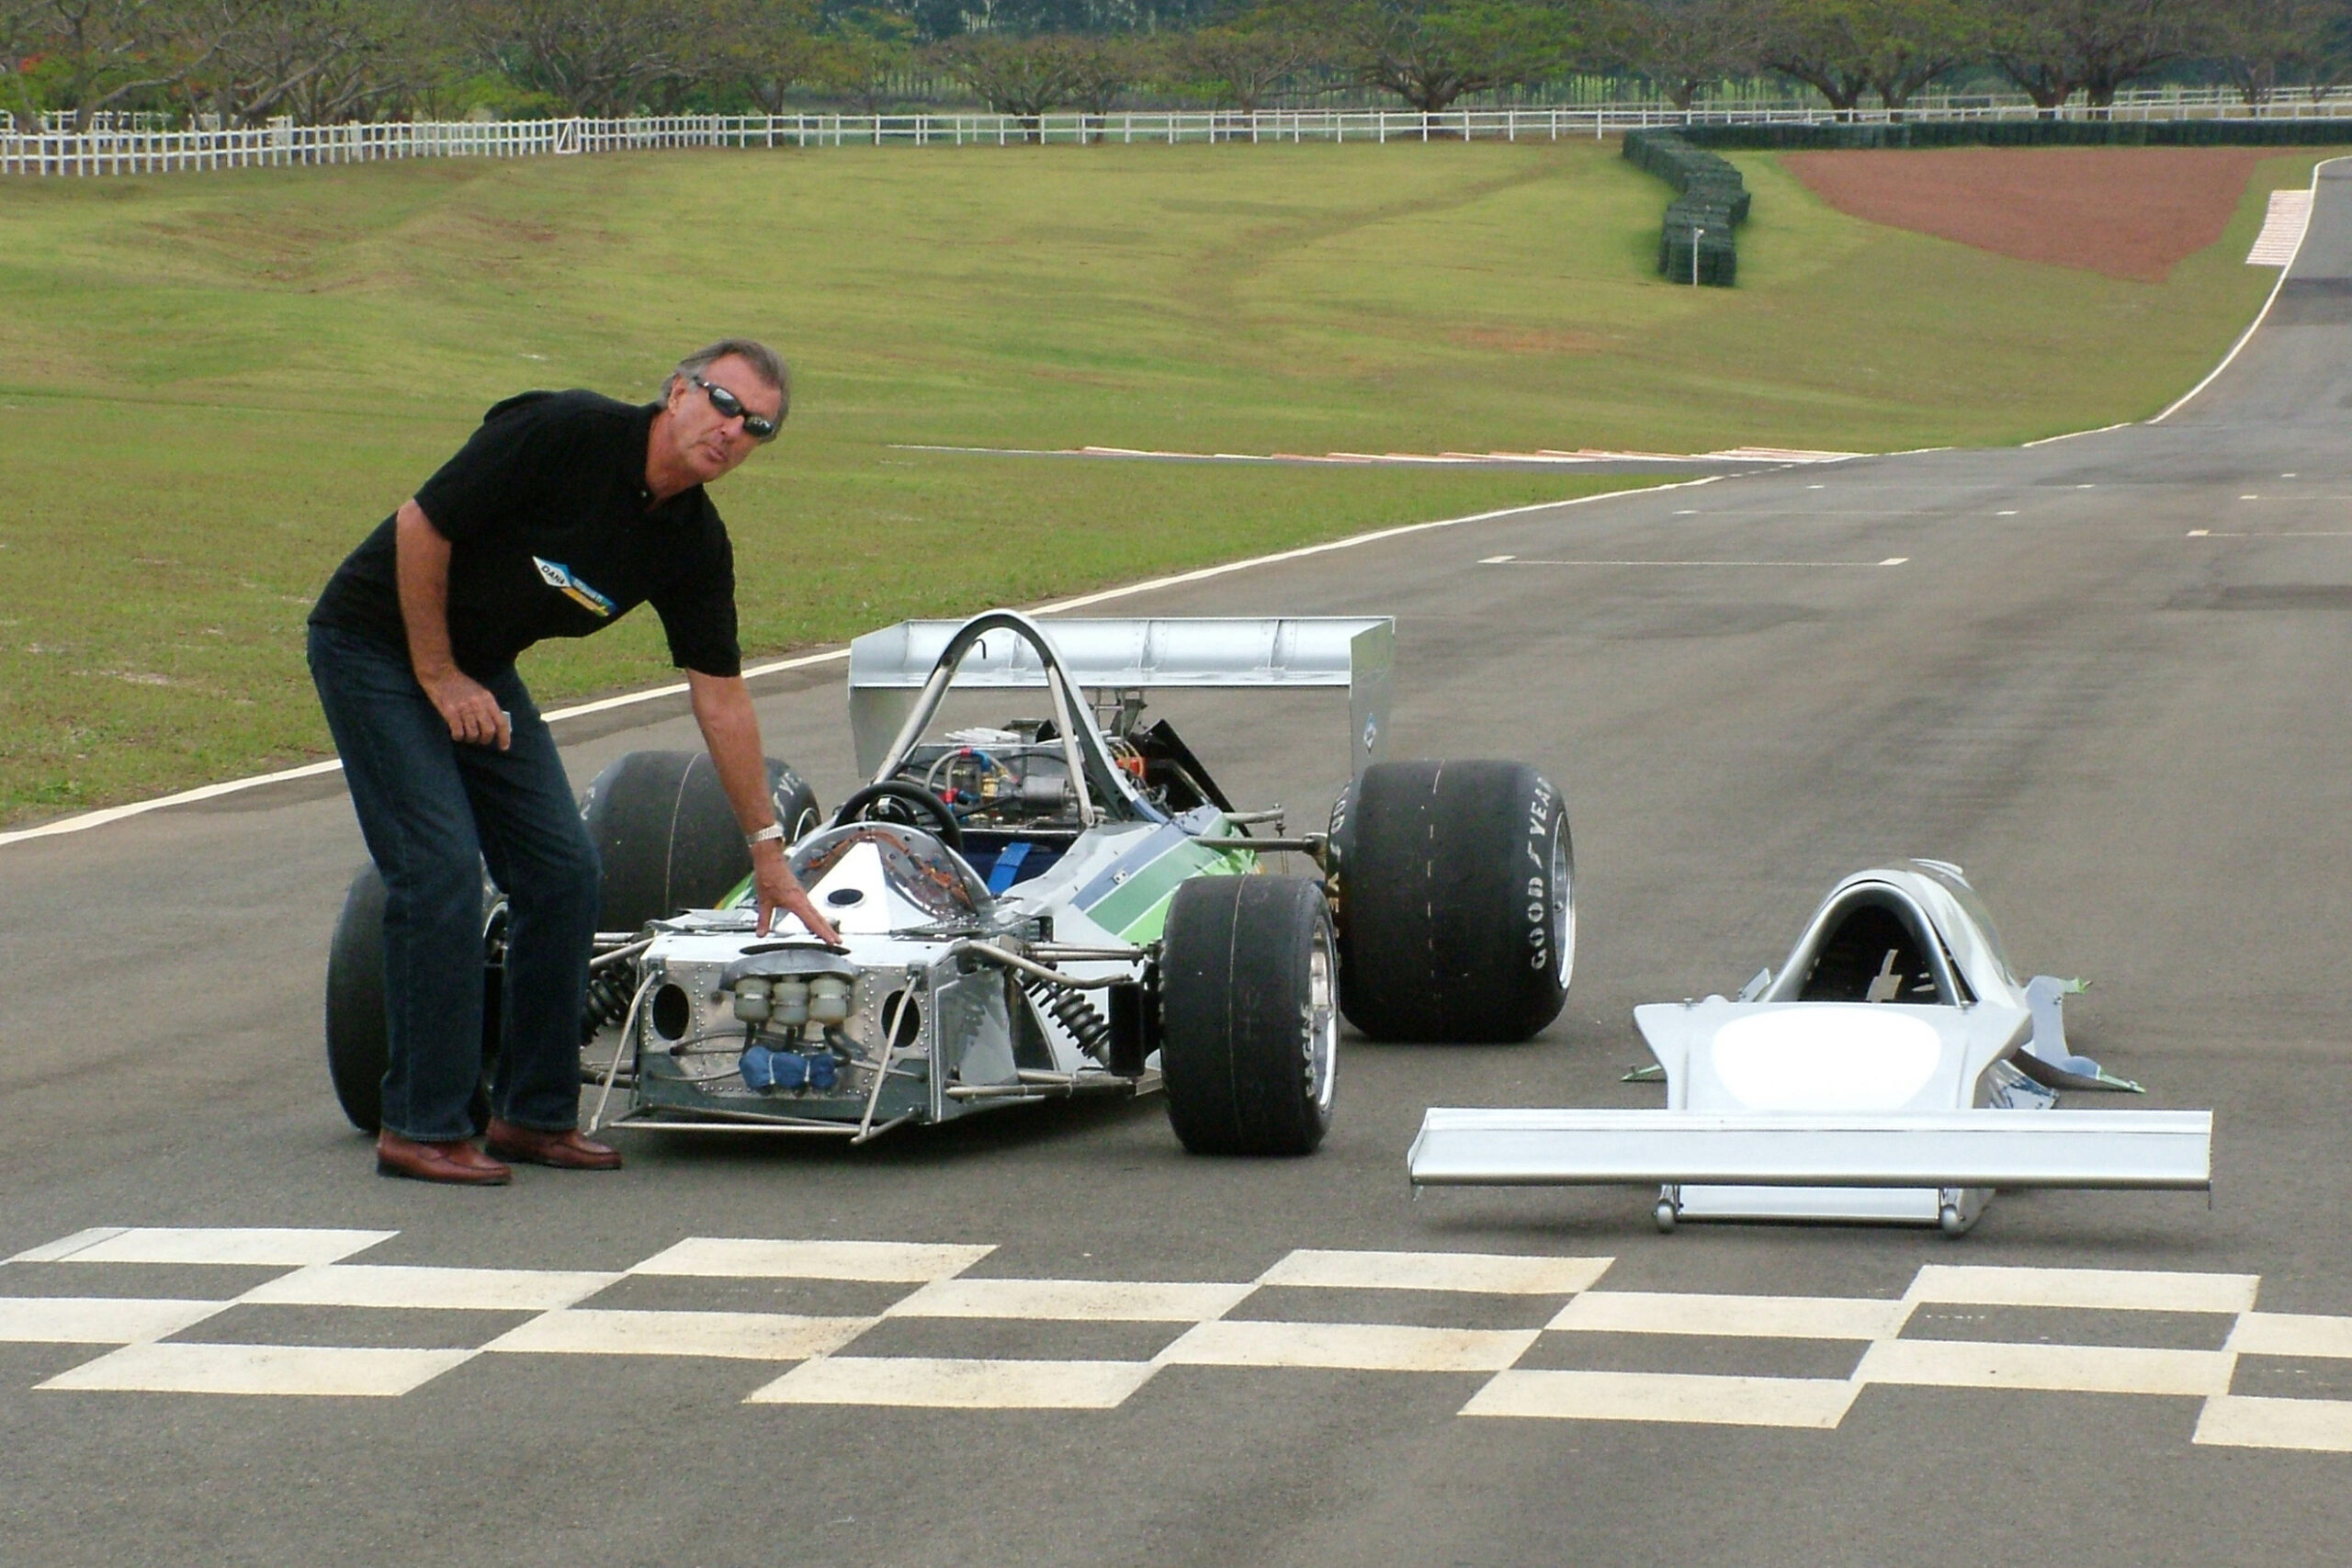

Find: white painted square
<box><xmin>1547</xmin><ymin>1292</ymin><xmax>1908</xmax><ymax>1341</ymax></box>
<box><xmin>1258</xmin><ymin>1249</ymin><xmax>1611</xmax><ymax>1296</ymax></box>
<box><xmin>1464</xmin><ymin>1369</ymin><xmax>1860</xmax><ymax>1428</ymax></box>
<box><xmin>1906</xmin><ymin>1265</ymin><xmax>2257</xmax><ymax>1315</ymax></box>
<box><xmin>2225</xmin><ymin>1312</ymin><xmax>2352</xmax><ymax>1359</ymax></box>
<box><xmin>2196</xmin><ymin>1394</ymin><xmax>2352</xmax><ymax>1451</ymax></box>
<box><xmin>630</xmin><ymin>1238</ymin><xmax>992</xmax><ymax>1282</ymax></box>
<box><xmin>887</xmin><ymin>1278</ymin><xmax>1251</xmax><ymax>1323</ymax></box>
<box><xmin>1854</xmin><ymin>1338</ymin><xmax>2233</xmax><ymax>1397</ymax></box>
<box><xmin>483</xmin><ymin>1309</ymin><xmax>873</xmax><ymax>1360</ymax></box>
<box><xmin>1158</xmin><ymin>1319</ymin><xmax>1538</xmax><ymax>1373</ymax></box>
<box><xmin>39</xmin><ymin>1342</ymin><xmax>474</xmax><ymax>1397</ymax></box>
<box><xmin>6</xmin><ymin>1227</ymin><xmax>130</xmax><ymax>1264</ymax></box>
<box><xmin>42</xmin><ymin>1228</ymin><xmax>396</xmax><ymax>1269</ymax></box>
<box><xmin>0</xmin><ymin>1297</ymin><xmax>232</xmax><ymax>1345</ymax></box>
<box><xmin>243</xmin><ymin>1264</ymin><xmax>619</xmax><ymax>1313</ymax></box>
<box><xmin>747</xmin><ymin>1356</ymin><xmax>1157</xmax><ymax>1409</ymax></box>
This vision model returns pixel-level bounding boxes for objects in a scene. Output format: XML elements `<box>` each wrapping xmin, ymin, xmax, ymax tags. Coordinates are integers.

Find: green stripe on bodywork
<box><xmin>1084</xmin><ymin>835</ymin><xmax>1255</xmax><ymax>942</ymax></box>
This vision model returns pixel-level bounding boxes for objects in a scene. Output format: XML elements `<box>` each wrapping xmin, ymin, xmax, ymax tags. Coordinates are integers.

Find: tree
<box><xmin>1742</xmin><ymin>0</ymin><xmax>1870</xmax><ymax>114</ymax></box>
<box><xmin>175</xmin><ymin>0</ymin><xmax>417</xmax><ymax>128</ymax></box>
<box><xmin>722</xmin><ymin>0</ymin><xmax>826</xmax><ymax>113</ymax></box>
<box><xmin>1169</xmin><ymin>20</ymin><xmax>1320</xmax><ymax>110</ymax></box>
<box><xmin>2208</xmin><ymin>0</ymin><xmax>2349</xmax><ymax>107</ymax></box>
<box><xmin>1272</xmin><ymin>0</ymin><xmax>1580</xmax><ymax>113</ymax></box>
<box><xmin>1063</xmin><ymin>29</ymin><xmax>1148</xmax><ymax>120</ymax></box>
<box><xmin>934</xmin><ymin>31</ymin><xmax>1077</xmax><ymax>137</ymax></box>
<box><xmin>1600</xmin><ymin>0</ymin><xmax>1757</xmax><ymax>111</ymax></box>
<box><xmin>809</xmin><ymin>6</ymin><xmax>916</xmax><ymax>115</ymax></box>
<box><xmin>1981</xmin><ymin>0</ymin><xmax>2204</xmax><ymax>113</ymax></box>
<box><xmin>463</xmin><ymin>0</ymin><xmax>714</xmax><ymax>117</ymax></box>
<box><xmin>6</xmin><ymin>0</ymin><xmax>250</xmax><ymax>131</ymax></box>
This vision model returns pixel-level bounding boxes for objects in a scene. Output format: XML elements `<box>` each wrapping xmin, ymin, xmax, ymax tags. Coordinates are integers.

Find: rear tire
<box><xmin>1329</xmin><ymin>760</ymin><xmax>1573</xmax><ymax>1043</ymax></box>
<box><xmin>579</xmin><ymin>750</ymin><xmax>819</xmax><ymax>931</ymax></box>
<box><xmin>324</xmin><ymin>863</ymin><xmax>390</xmax><ymax>1133</ymax></box>
<box><xmin>323</xmin><ymin>864</ymin><xmax>495</xmax><ymax>1134</ymax></box>
<box><xmin>1159</xmin><ymin>876</ymin><xmax>1337</xmax><ymax>1156</ymax></box>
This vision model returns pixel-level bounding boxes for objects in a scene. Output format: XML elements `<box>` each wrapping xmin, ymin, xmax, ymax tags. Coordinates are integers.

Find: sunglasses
<box><xmin>692</xmin><ymin>375</ymin><xmax>780</xmax><ymax>441</ymax></box>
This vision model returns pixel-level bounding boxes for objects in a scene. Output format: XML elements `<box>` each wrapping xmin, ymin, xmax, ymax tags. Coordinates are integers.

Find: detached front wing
<box><xmin>1406</xmin><ymin>1108</ymin><xmax>2212</xmax><ymax>1191</ymax></box>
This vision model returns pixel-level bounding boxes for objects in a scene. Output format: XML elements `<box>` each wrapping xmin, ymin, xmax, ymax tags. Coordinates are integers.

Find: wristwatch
<box><xmin>746</xmin><ymin>822</ymin><xmax>786</xmax><ymax>848</ymax></box>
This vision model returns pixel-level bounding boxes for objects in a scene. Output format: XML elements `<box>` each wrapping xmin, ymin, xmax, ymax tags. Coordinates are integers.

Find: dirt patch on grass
<box><xmin>1781</xmin><ymin>148</ymin><xmax>2274</xmax><ymax>282</ymax></box>
<box><xmin>1452</xmin><ymin>327</ymin><xmax>1611</xmax><ymax>355</ymax></box>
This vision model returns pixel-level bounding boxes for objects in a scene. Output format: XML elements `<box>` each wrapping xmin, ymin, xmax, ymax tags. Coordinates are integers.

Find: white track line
<box><xmin>747</xmin><ymin>1356</ymin><xmax>1159</xmax><ymax>1409</ymax></box>
<box><xmin>243</xmin><ymin>1264</ymin><xmax>619</xmax><ymax>1313</ymax></box>
<box><xmin>1547</xmin><ymin>1292</ymin><xmax>1909</xmax><ymax>1341</ymax></box>
<box><xmin>1157</xmin><ymin>1320</ymin><xmax>1540</xmax><ymax>1372</ymax></box>
<box><xmin>39</xmin><ymin>1342</ymin><xmax>476</xmax><ymax>1398</ymax></box>
<box><xmin>1258</xmin><ymin>1249</ymin><xmax>1611</xmax><ymax>1295</ymax></box>
<box><xmin>1464</xmin><ymin>1369</ymin><xmax>1860</xmax><ymax>1428</ymax></box>
<box><xmin>886</xmin><ymin>1278</ymin><xmax>1253</xmax><ymax>1322</ymax></box>
<box><xmin>1906</xmin><ymin>1264</ymin><xmax>2258</xmax><ymax>1315</ymax></box>
<box><xmin>484</xmin><ymin>1308</ymin><xmax>874</xmax><ymax>1360</ymax></box>
<box><xmin>2226</xmin><ymin>1313</ymin><xmax>2352</xmax><ymax>1359</ymax></box>
<box><xmin>28</xmin><ymin>1227</ymin><xmax>395</xmax><ymax>1269</ymax></box>
<box><xmin>2198</xmin><ymin>1394</ymin><xmax>2352</xmax><ymax>1452</ymax></box>
<box><xmin>1854</xmin><ymin>1339</ymin><xmax>2233</xmax><ymax>1397</ymax></box>
<box><xmin>0</xmin><ymin>478</ymin><xmax>1724</xmax><ymax>852</ymax></box>
<box><xmin>2153</xmin><ymin>155</ymin><xmax>2349</xmax><ymax>423</ymax></box>
<box><xmin>0</xmin><ymin>1297</ymin><xmax>234</xmax><ymax>1345</ymax></box>
<box><xmin>628</xmin><ymin>1237</ymin><xmax>992</xmax><ymax>1282</ymax></box>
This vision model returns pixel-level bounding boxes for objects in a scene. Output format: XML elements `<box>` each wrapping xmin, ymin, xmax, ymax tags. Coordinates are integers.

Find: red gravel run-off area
<box><xmin>1780</xmin><ymin>147</ymin><xmax>2278</xmax><ymax>282</ymax></box>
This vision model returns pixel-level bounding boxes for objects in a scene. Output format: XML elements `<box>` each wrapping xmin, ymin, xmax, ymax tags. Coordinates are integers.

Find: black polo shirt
<box><xmin>310</xmin><ymin>389</ymin><xmax>742</xmax><ymax>679</ymax></box>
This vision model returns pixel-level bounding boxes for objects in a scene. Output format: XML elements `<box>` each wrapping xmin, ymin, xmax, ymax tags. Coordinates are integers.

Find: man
<box><xmin>308</xmin><ymin>340</ymin><xmax>840</xmax><ymax>1186</ymax></box>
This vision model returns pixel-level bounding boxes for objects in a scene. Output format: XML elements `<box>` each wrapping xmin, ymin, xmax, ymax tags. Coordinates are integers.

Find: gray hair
<box><xmin>665</xmin><ymin>338</ymin><xmax>790</xmax><ymax>421</ymax></box>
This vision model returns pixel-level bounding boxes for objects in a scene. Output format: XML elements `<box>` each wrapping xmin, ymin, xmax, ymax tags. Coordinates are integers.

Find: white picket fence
<box><xmin>9</xmin><ymin>92</ymin><xmax>2352</xmax><ymax>176</ymax></box>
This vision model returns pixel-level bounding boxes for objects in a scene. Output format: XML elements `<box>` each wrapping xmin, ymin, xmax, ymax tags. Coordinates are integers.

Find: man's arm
<box><xmin>686</xmin><ymin>670</ymin><xmax>842</xmax><ymax>943</ymax></box>
<box><xmin>395</xmin><ymin>499</ymin><xmax>511</xmax><ymax>750</ymax></box>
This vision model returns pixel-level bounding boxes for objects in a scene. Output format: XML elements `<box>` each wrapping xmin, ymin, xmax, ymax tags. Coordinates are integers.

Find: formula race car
<box><xmin>324</xmin><ymin>609</ymin><xmax>1577</xmax><ymax>1156</ymax></box>
<box><xmin>1408</xmin><ymin>860</ymin><xmax>2212</xmax><ymax>1233</ymax></box>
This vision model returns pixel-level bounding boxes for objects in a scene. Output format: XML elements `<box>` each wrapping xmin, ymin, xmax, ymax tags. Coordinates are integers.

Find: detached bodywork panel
<box><xmin>1408</xmin><ymin>861</ymin><xmax>2212</xmax><ymax>1233</ymax></box>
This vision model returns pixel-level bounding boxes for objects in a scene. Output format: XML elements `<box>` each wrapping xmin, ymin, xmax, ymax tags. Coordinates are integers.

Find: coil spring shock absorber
<box><xmin>580</xmin><ymin>957</ymin><xmax>639</xmax><ymax>1043</ymax></box>
<box><xmin>1021</xmin><ymin>974</ymin><xmax>1113</xmax><ymax>1063</ymax></box>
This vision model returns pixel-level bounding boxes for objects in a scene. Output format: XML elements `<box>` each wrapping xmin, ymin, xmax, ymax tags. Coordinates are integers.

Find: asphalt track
<box><xmin>6</xmin><ymin>165</ymin><xmax>2352</xmax><ymax>1567</ymax></box>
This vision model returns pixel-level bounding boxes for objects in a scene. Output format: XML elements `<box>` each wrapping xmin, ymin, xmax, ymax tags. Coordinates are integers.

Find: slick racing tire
<box><xmin>323</xmin><ymin>864</ymin><xmax>492</xmax><ymax>1135</ymax></box>
<box><xmin>1159</xmin><ymin>875</ymin><xmax>1338</xmax><ymax>1156</ymax></box>
<box><xmin>579</xmin><ymin>750</ymin><xmax>820</xmax><ymax>931</ymax></box>
<box><xmin>1328</xmin><ymin>759</ymin><xmax>1573</xmax><ymax>1043</ymax></box>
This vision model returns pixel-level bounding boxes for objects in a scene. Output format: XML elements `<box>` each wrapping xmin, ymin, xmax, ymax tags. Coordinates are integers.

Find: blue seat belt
<box><xmin>987</xmin><ymin>840</ymin><xmax>1034</xmax><ymax>895</ymax></box>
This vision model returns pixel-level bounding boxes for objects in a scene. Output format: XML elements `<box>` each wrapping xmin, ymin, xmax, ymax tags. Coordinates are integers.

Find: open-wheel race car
<box><xmin>1408</xmin><ymin>860</ymin><xmax>2213</xmax><ymax>1233</ymax></box>
<box><xmin>324</xmin><ymin>609</ymin><xmax>1577</xmax><ymax>1156</ymax></box>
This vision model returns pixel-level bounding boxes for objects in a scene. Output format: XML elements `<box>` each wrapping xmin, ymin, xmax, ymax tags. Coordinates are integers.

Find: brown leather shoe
<box><xmin>484</xmin><ymin>1119</ymin><xmax>623</xmax><ymax>1171</ymax></box>
<box><xmin>376</xmin><ymin>1131</ymin><xmax>512</xmax><ymax>1186</ymax></box>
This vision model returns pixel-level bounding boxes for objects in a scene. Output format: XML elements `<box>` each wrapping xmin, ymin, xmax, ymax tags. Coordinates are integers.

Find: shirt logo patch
<box><xmin>532</xmin><ymin>557</ymin><xmax>615</xmax><ymax>618</ymax></box>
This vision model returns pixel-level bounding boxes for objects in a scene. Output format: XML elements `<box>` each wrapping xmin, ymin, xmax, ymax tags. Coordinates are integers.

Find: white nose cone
<box><xmin>1709</xmin><ymin>1009</ymin><xmax>1944</xmax><ymax>1111</ymax></box>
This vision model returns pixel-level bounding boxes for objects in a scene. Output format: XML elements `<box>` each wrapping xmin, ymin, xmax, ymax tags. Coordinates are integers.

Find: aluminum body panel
<box><xmin>1404</xmin><ymin>1109</ymin><xmax>2214</xmax><ymax>1190</ymax></box>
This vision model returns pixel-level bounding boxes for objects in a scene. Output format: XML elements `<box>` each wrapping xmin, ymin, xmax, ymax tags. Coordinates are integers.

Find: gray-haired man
<box><xmin>308</xmin><ymin>340</ymin><xmax>840</xmax><ymax>1185</ymax></box>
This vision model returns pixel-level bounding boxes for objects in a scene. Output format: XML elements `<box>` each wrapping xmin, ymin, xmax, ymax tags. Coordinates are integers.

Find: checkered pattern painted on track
<box><xmin>4</xmin><ymin>1226</ymin><xmax>2346</xmax><ymax>1451</ymax></box>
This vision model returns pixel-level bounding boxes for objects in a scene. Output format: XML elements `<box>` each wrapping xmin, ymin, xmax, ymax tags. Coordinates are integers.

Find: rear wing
<box><xmin>848</xmin><ymin>615</ymin><xmax>1395</xmax><ymax>781</ymax></box>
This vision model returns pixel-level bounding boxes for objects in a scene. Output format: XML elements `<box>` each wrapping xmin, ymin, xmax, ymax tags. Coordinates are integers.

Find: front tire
<box><xmin>578</xmin><ymin>750</ymin><xmax>820</xmax><ymax>931</ymax></box>
<box><xmin>1159</xmin><ymin>876</ymin><xmax>1337</xmax><ymax>1156</ymax></box>
<box><xmin>1329</xmin><ymin>760</ymin><xmax>1573</xmax><ymax>1043</ymax></box>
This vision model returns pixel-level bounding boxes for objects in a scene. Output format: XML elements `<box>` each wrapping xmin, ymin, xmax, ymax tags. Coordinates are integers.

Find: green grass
<box><xmin>0</xmin><ymin>141</ymin><xmax>2321</xmax><ymax>823</ymax></box>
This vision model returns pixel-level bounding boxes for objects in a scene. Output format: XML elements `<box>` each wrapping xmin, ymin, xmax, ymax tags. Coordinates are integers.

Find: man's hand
<box><xmin>420</xmin><ymin>666</ymin><xmax>512</xmax><ymax>750</ymax></box>
<box><xmin>752</xmin><ymin>840</ymin><xmax>841</xmax><ymax>943</ymax></box>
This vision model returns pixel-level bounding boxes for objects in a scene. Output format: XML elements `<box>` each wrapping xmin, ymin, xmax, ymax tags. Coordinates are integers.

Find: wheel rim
<box><xmin>1306</xmin><ymin>920</ymin><xmax>1339</xmax><ymax>1112</ymax></box>
<box><xmin>1550</xmin><ymin>826</ymin><xmax>1576</xmax><ymax>989</ymax></box>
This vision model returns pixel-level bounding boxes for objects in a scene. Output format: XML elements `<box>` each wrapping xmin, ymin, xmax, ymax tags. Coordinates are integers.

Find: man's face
<box><xmin>663</xmin><ymin>354</ymin><xmax>782</xmax><ymax>485</ymax></box>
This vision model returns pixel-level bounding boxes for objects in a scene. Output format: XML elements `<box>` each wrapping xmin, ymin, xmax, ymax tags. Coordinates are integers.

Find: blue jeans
<box><xmin>308</xmin><ymin>624</ymin><xmax>599</xmax><ymax>1141</ymax></box>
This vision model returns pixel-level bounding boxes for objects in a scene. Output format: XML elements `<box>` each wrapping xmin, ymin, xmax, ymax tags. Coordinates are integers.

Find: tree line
<box><xmin>6</xmin><ymin>0</ymin><xmax>2349</xmax><ymax>134</ymax></box>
